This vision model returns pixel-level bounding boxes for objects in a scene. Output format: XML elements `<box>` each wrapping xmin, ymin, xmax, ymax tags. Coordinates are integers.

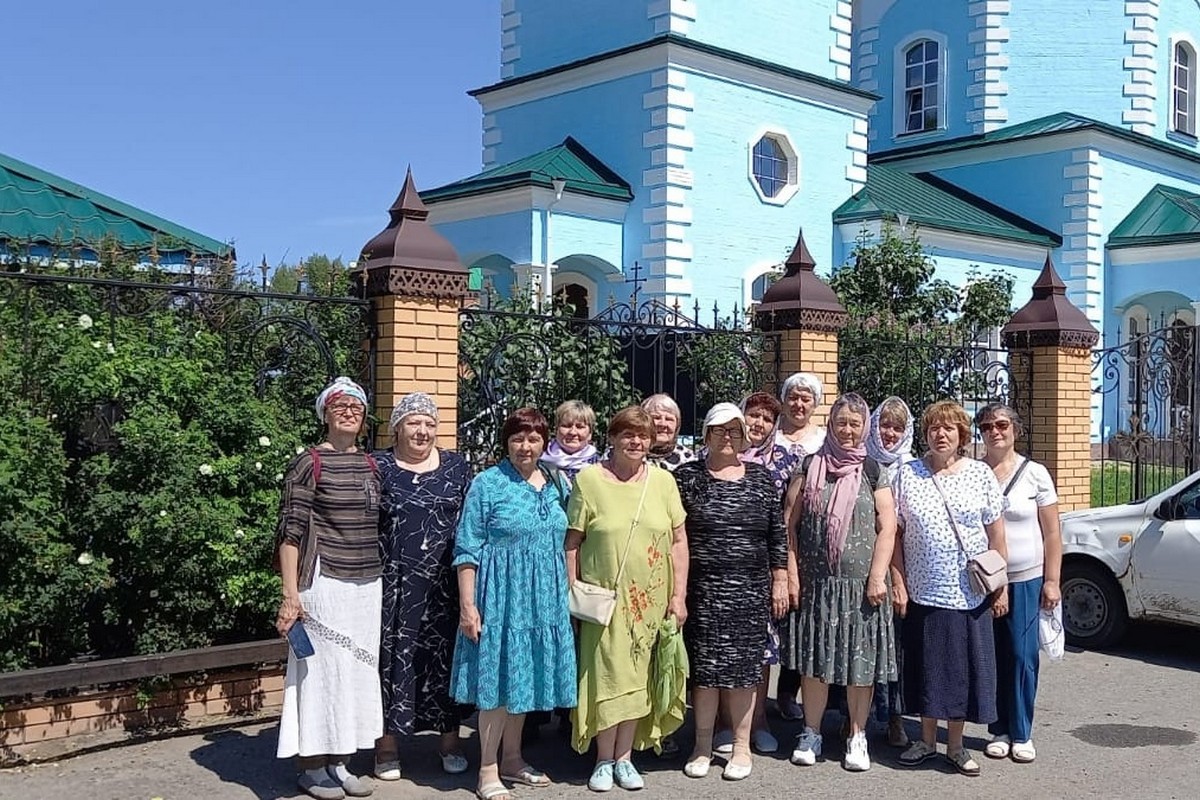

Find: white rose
<box><xmin>78</xmin><ymin>314</ymin><xmax>93</xmax><ymax>330</ymax></box>
<box><xmin>106</xmin><ymin>343</ymin><xmax>115</xmax><ymax>355</ymax></box>
<box><xmin>274</xmin><ymin>473</ymin><xmax>283</xmax><ymax>482</ymax></box>
<box><xmin>258</xmin><ymin>436</ymin><xmax>271</xmax><ymax>447</ymax></box>
<box><xmin>159</xmin><ymin>510</ymin><xmax>167</xmax><ymax>518</ymax></box>
<box><xmin>295</xmin><ymin>445</ymin><xmax>304</xmax><ymax>455</ymax></box>
<box><xmin>77</xmin><ymin>552</ymin><xmax>95</xmax><ymax>566</ymax></box>
<box><xmin>57</xmin><ymin>323</ymin><xmax>65</xmax><ymax>330</ymax></box>
<box><xmin>198</xmin><ymin>464</ymin><xmax>214</xmax><ymax>476</ymax></box>
<box><xmin>234</xmin><ymin>529</ymin><xmax>245</xmax><ymax>538</ymax></box>
<box><xmin>91</xmin><ymin>341</ymin><xmax>102</xmax><ymax>349</ymax></box>
<box><xmin>255</xmin><ymin>461</ymin><xmax>263</xmax><ymax>470</ymax></box>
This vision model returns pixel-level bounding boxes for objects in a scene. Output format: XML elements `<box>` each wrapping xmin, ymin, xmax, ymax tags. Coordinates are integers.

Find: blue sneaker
<box><xmin>588</xmin><ymin>760</ymin><xmax>615</xmax><ymax>792</ymax></box>
<box><xmin>613</xmin><ymin>759</ymin><xmax>644</xmax><ymax>790</ymax></box>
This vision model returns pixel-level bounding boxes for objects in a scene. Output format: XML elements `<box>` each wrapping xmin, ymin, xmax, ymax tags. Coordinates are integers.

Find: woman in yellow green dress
<box><xmin>566</xmin><ymin>405</ymin><xmax>689</xmax><ymax>793</ymax></box>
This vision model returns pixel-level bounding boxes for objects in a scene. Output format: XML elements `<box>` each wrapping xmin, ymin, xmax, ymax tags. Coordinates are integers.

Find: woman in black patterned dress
<box><xmin>373</xmin><ymin>393</ymin><xmax>472</xmax><ymax>782</ymax></box>
<box><xmin>672</xmin><ymin>403</ymin><xmax>789</xmax><ymax>781</ymax></box>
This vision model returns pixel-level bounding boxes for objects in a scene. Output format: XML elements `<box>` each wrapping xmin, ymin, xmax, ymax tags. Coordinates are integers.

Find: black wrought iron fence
<box><xmin>838</xmin><ymin>321</ymin><xmax>1032</xmax><ymax>454</ymax></box>
<box><xmin>457</xmin><ymin>298</ymin><xmax>781</xmax><ymax>469</ymax></box>
<box><xmin>1092</xmin><ymin>319</ymin><xmax>1198</xmax><ymax>506</ymax></box>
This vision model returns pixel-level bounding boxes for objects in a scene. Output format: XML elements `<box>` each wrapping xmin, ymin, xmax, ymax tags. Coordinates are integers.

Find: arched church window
<box><xmin>555</xmin><ymin>282</ymin><xmax>590</xmax><ymax>319</ymax></box>
<box><xmin>1174</xmin><ymin>41</ymin><xmax>1197</xmax><ymax>136</ymax></box>
<box><xmin>904</xmin><ymin>40</ymin><xmax>941</xmax><ymax>133</ymax></box>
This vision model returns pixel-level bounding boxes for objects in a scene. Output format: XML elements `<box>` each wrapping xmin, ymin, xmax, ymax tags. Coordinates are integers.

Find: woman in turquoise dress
<box><xmin>450</xmin><ymin>407</ymin><xmax>577</xmax><ymax>800</ymax></box>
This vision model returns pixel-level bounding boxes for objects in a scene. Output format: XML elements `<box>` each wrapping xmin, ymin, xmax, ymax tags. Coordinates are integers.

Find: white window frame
<box><xmin>746</xmin><ymin>126</ymin><xmax>800</xmax><ymax>206</ymax></box>
<box><xmin>1170</xmin><ymin>35</ymin><xmax>1198</xmax><ymax>138</ymax></box>
<box><xmin>893</xmin><ymin>31</ymin><xmax>949</xmax><ymax>139</ymax></box>
<box><xmin>742</xmin><ymin>260</ymin><xmax>784</xmax><ymax>310</ymax></box>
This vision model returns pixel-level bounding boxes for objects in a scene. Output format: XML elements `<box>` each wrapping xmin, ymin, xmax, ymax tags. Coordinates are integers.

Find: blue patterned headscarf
<box><xmin>314</xmin><ymin>377</ymin><xmax>368</xmax><ymax>421</ymax></box>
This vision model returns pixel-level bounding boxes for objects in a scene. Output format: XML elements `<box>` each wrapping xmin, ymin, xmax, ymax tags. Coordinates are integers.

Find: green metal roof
<box><xmin>0</xmin><ymin>151</ymin><xmax>232</xmax><ymax>258</ymax></box>
<box><xmin>1108</xmin><ymin>184</ymin><xmax>1200</xmax><ymax>248</ymax></box>
<box><xmin>833</xmin><ymin>164</ymin><xmax>1062</xmax><ymax>247</ymax></box>
<box><xmin>422</xmin><ymin>137</ymin><xmax>633</xmax><ymax>204</ymax></box>
<box><xmin>872</xmin><ymin>112</ymin><xmax>1200</xmax><ymax>168</ymax></box>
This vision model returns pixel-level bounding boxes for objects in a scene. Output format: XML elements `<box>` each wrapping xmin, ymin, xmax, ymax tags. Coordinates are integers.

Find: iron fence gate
<box><xmin>837</xmin><ymin>322</ymin><xmax>1033</xmax><ymax>454</ymax></box>
<box><xmin>1092</xmin><ymin>320</ymin><xmax>1198</xmax><ymax>506</ymax></box>
<box><xmin>457</xmin><ymin>299</ymin><xmax>781</xmax><ymax>469</ymax></box>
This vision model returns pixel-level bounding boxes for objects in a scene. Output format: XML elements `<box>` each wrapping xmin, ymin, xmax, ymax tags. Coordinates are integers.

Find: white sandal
<box><xmin>1010</xmin><ymin>740</ymin><xmax>1036</xmax><ymax>763</ymax></box>
<box><xmin>985</xmin><ymin>735</ymin><xmax>1011</xmax><ymax>759</ymax></box>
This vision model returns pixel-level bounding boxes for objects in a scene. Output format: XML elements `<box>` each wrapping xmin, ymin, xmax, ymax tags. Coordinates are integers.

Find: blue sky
<box><xmin>6</xmin><ymin>1</ymin><xmax>499</xmax><ymax>270</ymax></box>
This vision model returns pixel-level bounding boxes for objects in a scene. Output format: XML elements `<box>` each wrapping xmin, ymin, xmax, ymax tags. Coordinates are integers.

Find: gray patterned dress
<box><xmin>781</xmin><ymin>459</ymin><xmax>897</xmax><ymax>687</ymax></box>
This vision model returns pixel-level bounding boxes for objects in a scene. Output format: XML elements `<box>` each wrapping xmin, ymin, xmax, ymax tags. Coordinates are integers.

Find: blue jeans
<box><xmin>989</xmin><ymin>577</ymin><xmax>1042</xmax><ymax>742</ymax></box>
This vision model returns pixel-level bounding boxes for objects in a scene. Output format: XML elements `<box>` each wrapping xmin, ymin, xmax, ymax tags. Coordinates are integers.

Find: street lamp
<box><xmin>259</xmin><ymin>255</ymin><xmax>269</xmax><ymax>291</ymax></box>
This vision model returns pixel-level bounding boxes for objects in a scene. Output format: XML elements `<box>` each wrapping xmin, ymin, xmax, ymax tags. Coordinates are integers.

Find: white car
<box><xmin>1060</xmin><ymin>469</ymin><xmax>1200</xmax><ymax>648</ymax></box>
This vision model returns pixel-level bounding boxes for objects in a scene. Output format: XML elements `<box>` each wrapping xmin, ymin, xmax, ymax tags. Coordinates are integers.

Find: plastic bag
<box><xmin>1038</xmin><ymin>604</ymin><xmax>1065</xmax><ymax>662</ymax></box>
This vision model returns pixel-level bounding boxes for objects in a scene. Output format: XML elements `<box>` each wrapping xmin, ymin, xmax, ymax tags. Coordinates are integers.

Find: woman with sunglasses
<box><xmin>976</xmin><ymin>404</ymin><xmax>1061</xmax><ymax>765</ymax></box>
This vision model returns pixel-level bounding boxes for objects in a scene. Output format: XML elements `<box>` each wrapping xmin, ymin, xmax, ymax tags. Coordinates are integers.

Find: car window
<box><xmin>1175</xmin><ymin>482</ymin><xmax>1200</xmax><ymax>520</ymax></box>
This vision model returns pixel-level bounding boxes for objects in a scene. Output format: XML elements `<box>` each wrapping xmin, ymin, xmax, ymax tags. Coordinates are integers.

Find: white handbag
<box><xmin>568</xmin><ymin>468</ymin><xmax>650</xmax><ymax>627</ymax></box>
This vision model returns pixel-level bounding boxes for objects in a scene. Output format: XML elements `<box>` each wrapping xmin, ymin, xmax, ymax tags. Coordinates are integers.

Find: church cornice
<box><xmin>470</xmin><ymin>33</ymin><xmax>879</xmax><ymax>115</ymax></box>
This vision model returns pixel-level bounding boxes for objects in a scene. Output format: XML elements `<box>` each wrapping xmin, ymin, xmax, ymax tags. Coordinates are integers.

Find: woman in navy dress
<box><xmin>373</xmin><ymin>393</ymin><xmax>472</xmax><ymax>782</ymax></box>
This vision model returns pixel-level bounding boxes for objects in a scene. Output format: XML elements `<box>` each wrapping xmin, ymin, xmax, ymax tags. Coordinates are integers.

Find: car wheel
<box><xmin>1061</xmin><ymin>559</ymin><xmax>1128</xmax><ymax>649</ymax></box>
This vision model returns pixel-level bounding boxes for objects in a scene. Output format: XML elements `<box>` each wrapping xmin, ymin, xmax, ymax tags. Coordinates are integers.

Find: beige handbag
<box><xmin>568</xmin><ymin>469</ymin><xmax>650</xmax><ymax>626</ymax></box>
<box><xmin>930</xmin><ymin>471</ymin><xmax>1008</xmax><ymax>596</ymax></box>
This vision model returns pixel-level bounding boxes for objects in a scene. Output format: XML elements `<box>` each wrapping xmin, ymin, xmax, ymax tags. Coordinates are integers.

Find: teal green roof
<box><xmin>422</xmin><ymin>137</ymin><xmax>633</xmax><ymax>203</ymax></box>
<box><xmin>833</xmin><ymin>164</ymin><xmax>1062</xmax><ymax>247</ymax></box>
<box><xmin>1108</xmin><ymin>184</ymin><xmax>1200</xmax><ymax>248</ymax></box>
<box><xmin>873</xmin><ymin>112</ymin><xmax>1200</xmax><ymax>168</ymax></box>
<box><xmin>0</xmin><ymin>151</ymin><xmax>232</xmax><ymax>258</ymax></box>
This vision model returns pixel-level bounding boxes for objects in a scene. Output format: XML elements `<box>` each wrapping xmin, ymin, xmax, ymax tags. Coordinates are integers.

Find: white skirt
<box><xmin>276</xmin><ymin>561</ymin><xmax>383</xmax><ymax>758</ymax></box>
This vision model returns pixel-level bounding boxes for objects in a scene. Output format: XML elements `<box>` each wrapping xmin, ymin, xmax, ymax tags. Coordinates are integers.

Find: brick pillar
<box><xmin>755</xmin><ymin>229</ymin><xmax>847</xmax><ymax>423</ymax></box>
<box><xmin>355</xmin><ymin>168</ymin><xmax>471</xmax><ymax>448</ymax></box>
<box><xmin>1002</xmin><ymin>256</ymin><xmax>1099</xmax><ymax>511</ymax></box>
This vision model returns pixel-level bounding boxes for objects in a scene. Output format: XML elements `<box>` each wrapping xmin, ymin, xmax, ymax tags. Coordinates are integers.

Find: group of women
<box><xmin>273</xmin><ymin>372</ymin><xmax>1061</xmax><ymax>799</ymax></box>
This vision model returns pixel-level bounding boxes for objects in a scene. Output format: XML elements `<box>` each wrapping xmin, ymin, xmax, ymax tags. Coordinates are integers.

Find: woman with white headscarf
<box><xmin>373</xmin><ymin>393</ymin><xmax>472</xmax><ymax>783</ymax></box>
<box><xmin>866</xmin><ymin>396</ymin><xmax>916</xmax><ymax>748</ymax></box>
<box><xmin>276</xmin><ymin>377</ymin><xmax>383</xmax><ymax>800</ymax></box>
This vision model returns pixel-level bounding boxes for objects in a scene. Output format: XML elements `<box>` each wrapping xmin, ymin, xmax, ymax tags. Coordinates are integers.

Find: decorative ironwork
<box><xmin>838</xmin><ymin>322</ymin><xmax>1032</xmax><ymax>453</ymax></box>
<box><xmin>457</xmin><ymin>297</ymin><xmax>782</xmax><ymax>469</ymax></box>
<box><xmin>0</xmin><ymin>270</ymin><xmax>376</xmax><ymax>441</ymax></box>
<box><xmin>1004</xmin><ymin>328</ymin><xmax>1100</xmax><ymax>350</ymax></box>
<box><xmin>356</xmin><ymin>264</ymin><xmax>471</xmax><ymax>301</ymax></box>
<box><xmin>1091</xmin><ymin>320</ymin><xmax>1198</xmax><ymax>505</ymax></box>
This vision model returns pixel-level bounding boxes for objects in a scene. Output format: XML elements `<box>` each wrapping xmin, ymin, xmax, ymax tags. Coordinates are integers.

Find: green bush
<box><xmin>0</xmin><ymin>255</ymin><xmax>367</xmax><ymax>670</ymax></box>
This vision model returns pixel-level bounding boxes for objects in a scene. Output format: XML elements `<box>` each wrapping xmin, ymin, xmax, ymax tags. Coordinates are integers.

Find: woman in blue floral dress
<box><xmin>450</xmin><ymin>408</ymin><xmax>577</xmax><ymax>800</ymax></box>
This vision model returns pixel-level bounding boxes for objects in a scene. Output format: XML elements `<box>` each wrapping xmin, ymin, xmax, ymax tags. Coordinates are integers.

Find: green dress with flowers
<box><xmin>568</xmin><ymin>464</ymin><xmax>686</xmax><ymax>753</ymax></box>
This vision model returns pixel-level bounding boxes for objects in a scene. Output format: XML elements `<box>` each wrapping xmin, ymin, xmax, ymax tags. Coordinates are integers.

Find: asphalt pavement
<box><xmin>2</xmin><ymin>623</ymin><xmax>1198</xmax><ymax>800</ymax></box>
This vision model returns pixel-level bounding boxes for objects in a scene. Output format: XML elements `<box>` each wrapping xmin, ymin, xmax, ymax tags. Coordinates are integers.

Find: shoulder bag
<box><xmin>929</xmin><ymin>469</ymin><xmax>1008</xmax><ymax>596</ymax></box>
<box><xmin>1003</xmin><ymin>457</ymin><xmax>1030</xmax><ymax>497</ymax></box>
<box><xmin>568</xmin><ymin>466</ymin><xmax>651</xmax><ymax>626</ymax></box>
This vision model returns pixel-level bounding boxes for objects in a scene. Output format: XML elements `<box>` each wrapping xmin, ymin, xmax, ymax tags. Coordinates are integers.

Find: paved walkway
<box><xmin>2</xmin><ymin>625</ymin><xmax>1198</xmax><ymax>800</ymax></box>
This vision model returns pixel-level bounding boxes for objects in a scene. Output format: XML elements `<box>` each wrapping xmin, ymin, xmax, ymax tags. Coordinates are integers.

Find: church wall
<box><xmin>680</xmin><ymin>70</ymin><xmax>865</xmax><ymax>312</ymax></box>
<box><xmin>687</xmin><ymin>1</ymin><xmax>850</xmax><ymax>80</ymax></box>
<box><xmin>500</xmin><ymin>0</ymin><xmax>655</xmax><ymax>79</ymax></box>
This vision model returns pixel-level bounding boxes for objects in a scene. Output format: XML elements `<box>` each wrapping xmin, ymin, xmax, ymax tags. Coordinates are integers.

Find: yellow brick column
<box><xmin>1002</xmin><ymin>256</ymin><xmax>1099</xmax><ymax>511</ymax></box>
<box><xmin>354</xmin><ymin>167</ymin><xmax>472</xmax><ymax>448</ymax></box>
<box><xmin>755</xmin><ymin>229</ymin><xmax>847</xmax><ymax>423</ymax></box>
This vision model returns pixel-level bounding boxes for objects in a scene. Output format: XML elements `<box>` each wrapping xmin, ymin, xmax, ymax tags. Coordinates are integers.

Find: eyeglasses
<box><xmin>710</xmin><ymin>426</ymin><xmax>744</xmax><ymax>441</ymax></box>
<box><xmin>328</xmin><ymin>403</ymin><xmax>365</xmax><ymax>418</ymax></box>
<box><xmin>979</xmin><ymin>420</ymin><xmax>1012</xmax><ymax>433</ymax></box>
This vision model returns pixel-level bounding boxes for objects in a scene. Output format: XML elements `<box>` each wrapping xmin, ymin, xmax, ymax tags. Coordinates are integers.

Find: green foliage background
<box><xmin>0</xmin><ymin>252</ymin><xmax>368</xmax><ymax>671</ymax></box>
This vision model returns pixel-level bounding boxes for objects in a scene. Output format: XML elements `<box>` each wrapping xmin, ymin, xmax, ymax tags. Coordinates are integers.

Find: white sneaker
<box><xmin>713</xmin><ymin>729</ymin><xmax>734</xmax><ymax>754</ymax></box>
<box><xmin>790</xmin><ymin>727</ymin><xmax>822</xmax><ymax>766</ymax></box>
<box><xmin>842</xmin><ymin>732</ymin><xmax>870</xmax><ymax>772</ymax></box>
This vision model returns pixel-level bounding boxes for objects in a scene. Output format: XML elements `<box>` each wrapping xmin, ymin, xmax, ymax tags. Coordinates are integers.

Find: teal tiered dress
<box><xmin>449</xmin><ymin>459</ymin><xmax>577</xmax><ymax>713</ymax></box>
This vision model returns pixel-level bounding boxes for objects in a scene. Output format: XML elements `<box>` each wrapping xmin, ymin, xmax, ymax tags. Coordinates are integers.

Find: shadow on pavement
<box><xmin>1080</xmin><ymin>621</ymin><xmax>1200</xmax><ymax>672</ymax></box>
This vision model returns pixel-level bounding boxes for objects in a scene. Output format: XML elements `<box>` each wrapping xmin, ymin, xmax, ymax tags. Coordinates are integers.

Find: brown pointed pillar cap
<box><xmin>1001</xmin><ymin>254</ymin><xmax>1099</xmax><ymax>348</ymax></box>
<box><xmin>354</xmin><ymin>167</ymin><xmax>469</xmax><ymax>299</ymax></box>
<box><xmin>755</xmin><ymin>228</ymin><xmax>847</xmax><ymax>332</ymax></box>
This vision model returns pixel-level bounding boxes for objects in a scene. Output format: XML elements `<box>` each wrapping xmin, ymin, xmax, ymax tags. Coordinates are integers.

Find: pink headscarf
<box><xmin>803</xmin><ymin>393</ymin><xmax>869</xmax><ymax>570</ymax></box>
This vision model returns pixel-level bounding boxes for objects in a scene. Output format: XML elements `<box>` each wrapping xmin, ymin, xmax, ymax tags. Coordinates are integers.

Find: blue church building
<box><xmin>420</xmin><ymin>0</ymin><xmax>1200</xmax><ymax>344</ymax></box>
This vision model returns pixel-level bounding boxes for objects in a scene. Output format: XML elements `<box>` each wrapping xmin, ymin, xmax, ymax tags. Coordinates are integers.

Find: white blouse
<box><xmin>893</xmin><ymin>458</ymin><xmax>1004</xmax><ymax>610</ymax></box>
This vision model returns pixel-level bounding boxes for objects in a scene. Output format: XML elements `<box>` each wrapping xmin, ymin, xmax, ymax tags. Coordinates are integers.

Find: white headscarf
<box><xmin>780</xmin><ymin>372</ymin><xmax>824</xmax><ymax>406</ymax></box>
<box><xmin>314</xmin><ymin>377</ymin><xmax>368</xmax><ymax>421</ymax></box>
<box><xmin>866</xmin><ymin>396</ymin><xmax>914</xmax><ymax>466</ymax></box>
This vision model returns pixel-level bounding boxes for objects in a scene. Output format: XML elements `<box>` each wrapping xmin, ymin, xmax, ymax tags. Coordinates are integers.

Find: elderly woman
<box><xmin>892</xmin><ymin>400</ymin><xmax>1007</xmax><ymax>777</ymax></box>
<box><xmin>449</xmin><ymin>408</ymin><xmax>577</xmax><ymax>800</ymax></box>
<box><xmin>977</xmin><ymin>404</ymin><xmax>1061</xmax><ymax>765</ymax></box>
<box><xmin>540</xmin><ymin>399</ymin><xmax>601</xmax><ymax>485</ymax></box>
<box><xmin>782</xmin><ymin>393</ymin><xmax>897</xmax><ymax>773</ymax></box>
<box><xmin>673</xmin><ymin>403</ymin><xmax>788</xmax><ymax>781</ymax></box>
<box><xmin>774</xmin><ymin>372</ymin><xmax>827</xmax><ymax>718</ymax></box>
<box><xmin>568</xmin><ymin>405</ymin><xmax>689</xmax><ymax>792</ymax></box>
<box><xmin>641</xmin><ymin>393</ymin><xmax>696</xmax><ymax>470</ymax></box>
<box><xmin>373</xmin><ymin>393</ymin><xmax>471</xmax><ymax>782</ymax></box>
<box><xmin>865</xmin><ymin>396</ymin><xmax>916</xmax><ymax>748</ymax></box>
<box><xmin>276</xmin><ymin>377</ymin><xmax>382</xmax><ymax>800</ymax></box>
